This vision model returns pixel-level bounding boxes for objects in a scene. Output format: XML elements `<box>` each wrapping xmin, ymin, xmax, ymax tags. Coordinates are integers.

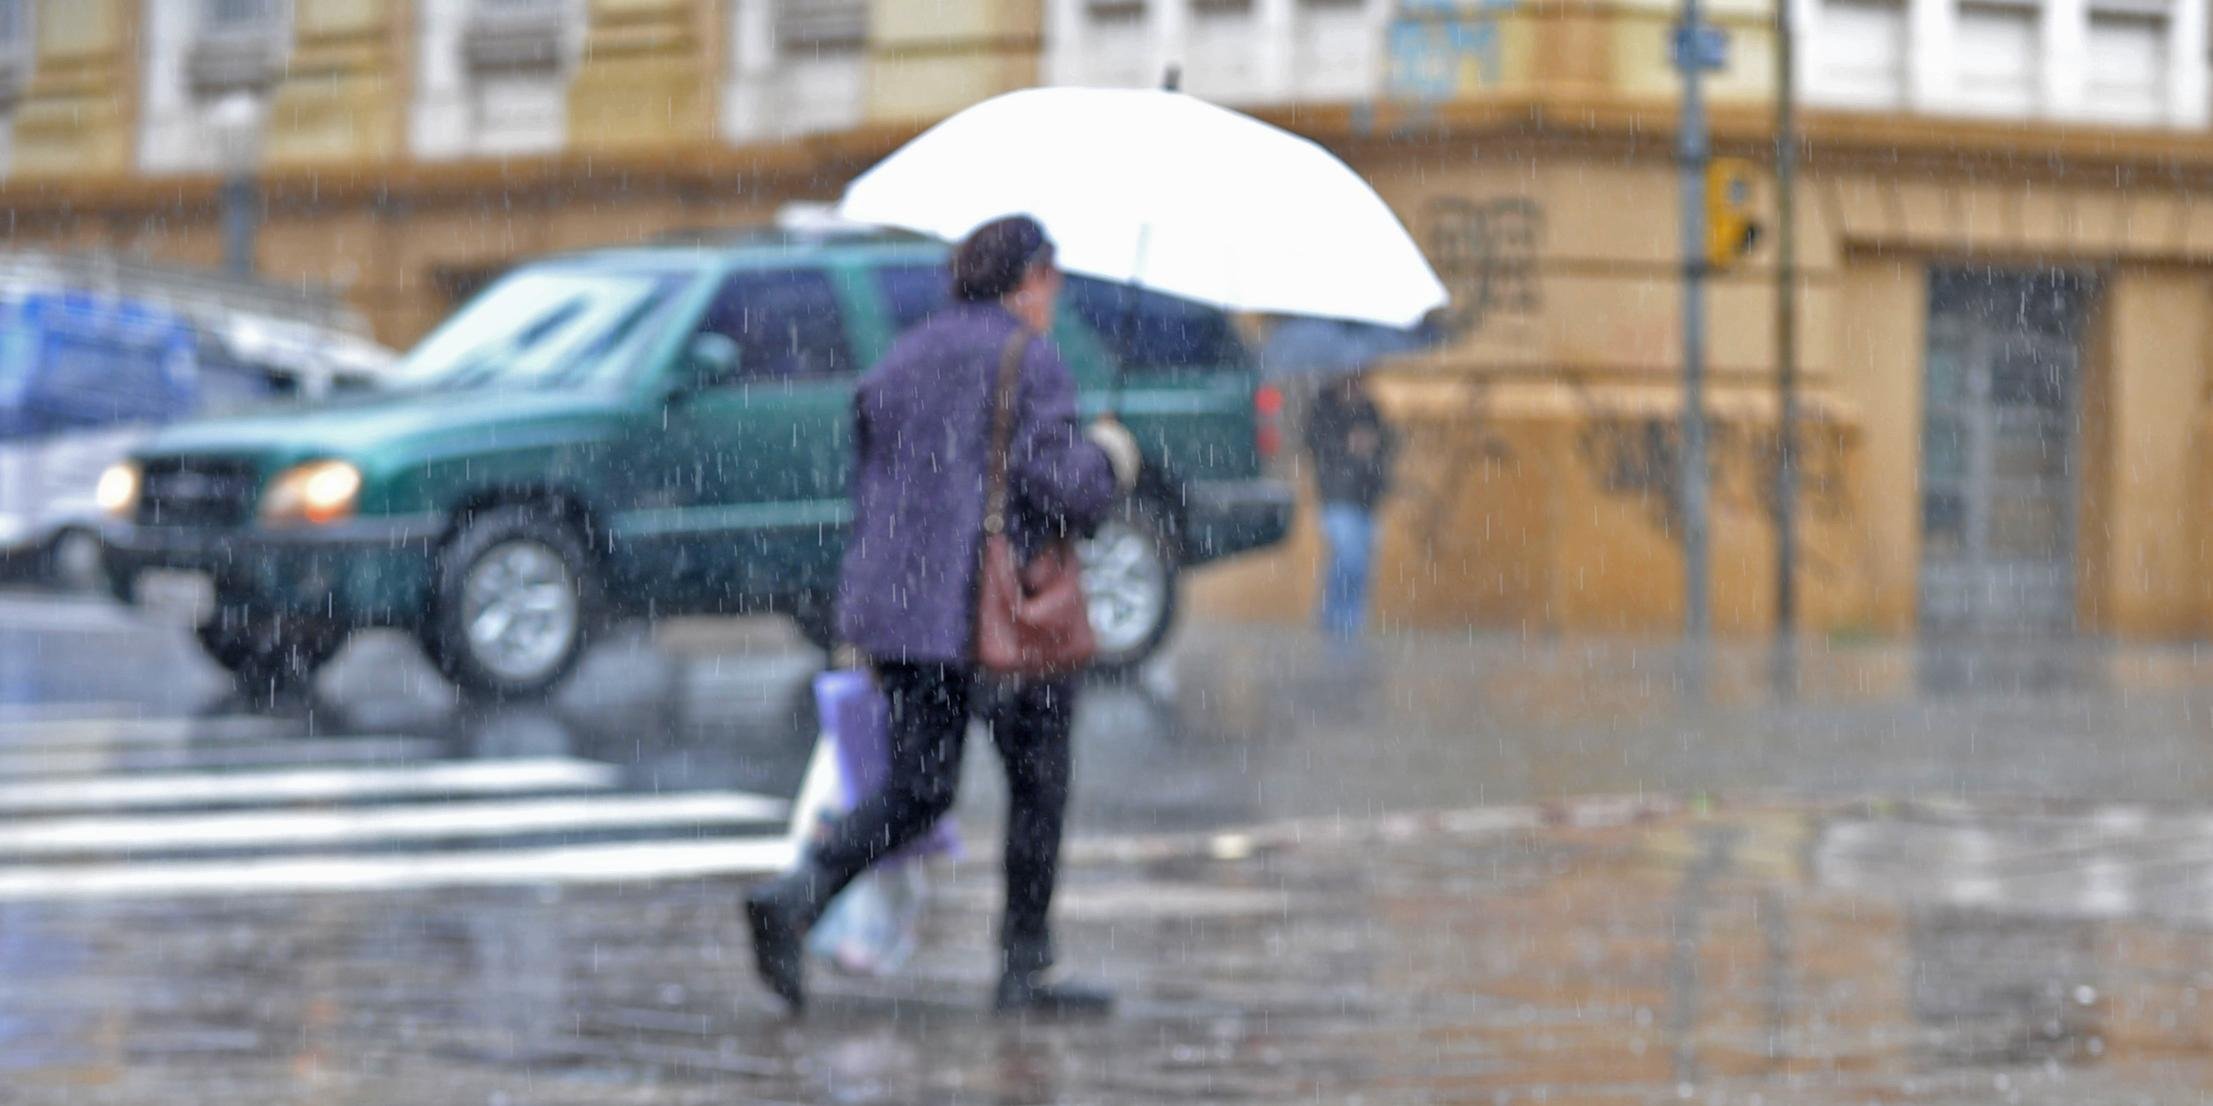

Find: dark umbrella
<box><xmin>1258</xmin><ymin>315</ymin><xmax>1439</xmax><ymax>382</ymax></box>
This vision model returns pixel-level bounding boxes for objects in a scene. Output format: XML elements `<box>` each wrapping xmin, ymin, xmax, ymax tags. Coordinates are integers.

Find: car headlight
<box><xmin>96</xmin><ymin>462</ymin><xmax>140</xmax><ymax>519</ymax></box>
<box><xmin>261</xmin><ymin>460</ymin><xmax>362</xmax><ymax>526</ymax></box>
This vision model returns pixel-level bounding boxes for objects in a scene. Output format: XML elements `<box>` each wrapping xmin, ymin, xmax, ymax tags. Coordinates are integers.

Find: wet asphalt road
<box><xmin>14</xmin><ymin>590</ymin><xmax>2213</xmax><ymax>831</ymax></box>
<box><xmin>11</xmin><ymin>592</ymin><xmax>2213</xmax><ymax>1101</ymax></box>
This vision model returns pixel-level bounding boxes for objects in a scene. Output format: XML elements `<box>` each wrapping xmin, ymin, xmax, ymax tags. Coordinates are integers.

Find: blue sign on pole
<box><xmin>1670</xmin><ymin>24</ymin><xmax>1729</xmax><ymax>71</ymax></box>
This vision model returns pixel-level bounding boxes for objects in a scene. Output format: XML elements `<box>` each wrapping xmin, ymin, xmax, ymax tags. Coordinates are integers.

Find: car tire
<box><xmin>426</xmin><ymin>507</ymin><xmax>598</xmax><ymax>700</ymax></box>
<box><xmin>1080</xmin><ymin>497</ymin><xmax>1179</xmax><ymax>678</ymax></box>
<box><xmin>194</xmin><ymin>602</ymin><xmax>348</xmax><ymax>696</ymax></box>
<box><xmin>41</xmin><ymin>528</ymin><xmax>105</xmax><ymax>593</ymax></box>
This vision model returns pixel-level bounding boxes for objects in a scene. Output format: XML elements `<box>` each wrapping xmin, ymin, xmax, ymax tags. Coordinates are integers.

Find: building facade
<box><xmin>3</xmin><ymin>0</ymin><xmax>2212</xmax><ymax>639</ymax></box>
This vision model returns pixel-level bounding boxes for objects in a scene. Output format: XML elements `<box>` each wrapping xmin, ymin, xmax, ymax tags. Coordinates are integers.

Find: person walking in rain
<box><xmin>1306</xmin><ymin>370</ymin><xmax>1398</xmax><ymax>640</ymax></box>
<box><xmin>745</xmin><ymin>215</ymin><xmax>1140</xmax><ymax>1016</ymax></box>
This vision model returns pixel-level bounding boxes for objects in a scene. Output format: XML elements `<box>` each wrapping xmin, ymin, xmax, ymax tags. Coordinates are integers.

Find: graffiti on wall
<box><xmin>1574</xmin><ymin>407</ymin><xmax>1851</xmax><ymax>565</ymax></box>
<box><xmin>1386</xmin><ymin>0</ymin><xmax>1520</xmax><ymax>103</ymax></box>
<box><xmin>1425</xmin><ymin>196</ymin><xmax>1543</xmax><ymax>336</ymax></box>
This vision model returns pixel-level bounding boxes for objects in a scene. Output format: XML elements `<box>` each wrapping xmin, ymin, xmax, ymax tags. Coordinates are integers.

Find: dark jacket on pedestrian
<box><xmin>837</xmin><ymin>302</ymin><xmax>1118</xmax><ymax>663</ymax></box>
<box><xmin>1305</xmin><ymin>376</ymin><xmax>1398</xmax><ymax>510</ymax></box>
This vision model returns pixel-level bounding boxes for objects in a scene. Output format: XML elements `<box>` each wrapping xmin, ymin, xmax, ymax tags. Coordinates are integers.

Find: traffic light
<box><xmin>1705</xmin><ymin>158</ymin><xmax>1762</xmax><ymax>271</ymax></box>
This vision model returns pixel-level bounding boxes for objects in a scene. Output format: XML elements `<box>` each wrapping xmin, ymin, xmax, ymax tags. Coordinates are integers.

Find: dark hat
<box><xmin>952</xmin><ymin>215</ymin><xmax>1055</xmax><ymax>302</ymax></box>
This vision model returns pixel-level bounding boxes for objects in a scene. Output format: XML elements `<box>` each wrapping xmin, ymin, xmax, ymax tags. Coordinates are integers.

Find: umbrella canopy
<box><xmin>1258</xmin><ymin>316</ymin><xmax>1439</xmax><ymax>382</ymax></box>
<box><xmin>838</xmin><ymin>88</ymin><xmax>1449</xmax><ymax>328</ymax></box>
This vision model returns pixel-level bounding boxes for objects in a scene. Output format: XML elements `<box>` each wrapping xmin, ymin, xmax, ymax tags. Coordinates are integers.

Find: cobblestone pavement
<box><xmin>9</xmin><ymin>793</ymin><xmax>2213</xmax><ymax>1105</ymax></box>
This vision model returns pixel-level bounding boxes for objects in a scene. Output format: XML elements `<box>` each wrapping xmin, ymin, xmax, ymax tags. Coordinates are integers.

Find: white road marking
<box><xmin>0</xmin><ymin>791</ymin><xmax>789</xmax><ymax>856</ymax></box>
<box><xmin>0</xmin><ymin>837</ymin><xmax>797</xmax><ymax>900</ymax></box>
<box><xmin>0</xmin><ymin>758</ymin><xmax>619</xmax><ymax>814</ymax></box>
<box><xmin>0</xmin><ymin>701</ymin><xmax>139</xmax><ymax>723</ymax></box>
<box><xmin>0</xmin><ymin>736</ymin><xmax>443</xmax><ymax>779</ymax></box>
<box><xmin>0</xmin><ymin>715</ymin><xmax>300</xmax><ymax>748</ymax></box>
<box><xmin>0</xmin><ymin>597</ymin><xmax>140</xmax><ymax>634</ymax></box>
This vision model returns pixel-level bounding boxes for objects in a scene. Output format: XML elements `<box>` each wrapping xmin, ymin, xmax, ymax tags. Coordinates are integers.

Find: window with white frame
<box><xmin>203</xmin><ymin>0</ymin><xmax>285</xmax><ymax>34</ymax></box>
<box><xmin>0</xmin><ymin>0</ymin><xmax>28</xmax><ymax>52</ymax></box>
<box><xmin>465</xmin><ymin>0</ymin><xmax>567</xmax><ymax>72</ymax></box>
<box><xmin>0</xmin><ymin>0</ymin><xmax>29</xmax><ymax>108</ymax></box>
<box><xmin>778</xmin><ymin>0</ymin><xmax>867</xmax><ymax>52</ymax></box>
<box><xmin>2087</xmin><ymin>0</ymin><xmax>2167</xmax><ymax>121</ymax></box>
<box><xmin>1087</xmin><ymin>0</ymin><xmax>1146</xmax><ymax>25</ymax></box>
<box><xmin>1954</xmin><ymin>0</ymin><xmax>2040</xmax><ymax>115</ymax></box>
<box><xmin>1812</xmin><ymin>0</ymin><xmax>1907</xmax><ymax>107</ymax></box>
<box><xmin>190</xmin><ymin>0</ymin><xmax>287</xmax><ymax>95</ymax></box>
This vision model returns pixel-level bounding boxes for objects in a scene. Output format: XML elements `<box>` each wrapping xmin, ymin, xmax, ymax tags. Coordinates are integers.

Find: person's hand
<box><xmin>1086</xmin><ymin>417</ymin><xmax>1141</xmax><ymax>493</ymax></box>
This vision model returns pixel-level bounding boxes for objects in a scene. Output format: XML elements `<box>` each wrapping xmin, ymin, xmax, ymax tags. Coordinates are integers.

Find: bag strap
<box><xmin>981</xmin><ymin>328</ymin><xmax>1031</xmax><ymax>537</ymax></box>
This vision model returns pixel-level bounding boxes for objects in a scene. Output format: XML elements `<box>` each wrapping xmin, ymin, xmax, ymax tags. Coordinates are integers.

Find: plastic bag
<box><xmin>789</xmin><ymin>668</ymin><xmax>960</xmax><ymax>976</ymax></box>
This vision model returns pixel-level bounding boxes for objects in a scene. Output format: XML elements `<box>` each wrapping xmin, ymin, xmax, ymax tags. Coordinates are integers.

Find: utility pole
<box><xmin>1773</xmin><ymin>0</ymin><xmax>1801</xmax><ymax>688</ymax></box>
<box><xmin>1677</xmin><ymin>0</ymin><xmax>1713</xmax><ymax>652</ymax></box>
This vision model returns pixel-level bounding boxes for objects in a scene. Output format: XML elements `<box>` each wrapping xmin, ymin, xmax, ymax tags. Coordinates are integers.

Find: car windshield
<box><xmin>385</xmin><ymin>266</ymin><xmax>694</xmax><ymax>392</ymax></box>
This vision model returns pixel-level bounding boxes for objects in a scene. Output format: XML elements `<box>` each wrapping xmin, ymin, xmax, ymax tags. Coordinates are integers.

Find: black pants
<box><xmin>810</xmin><ymin>662</ymin><xmax>1075</xmax><ymax>974</ymax></box>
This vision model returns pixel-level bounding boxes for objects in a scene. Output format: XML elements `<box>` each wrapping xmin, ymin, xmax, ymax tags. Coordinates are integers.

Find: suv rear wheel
<box><xmin>1081</xmin><ymin>498</ymin><xmax>1178</xmax><ymax>676</ymax></box>
<box><xmin>427</xmin><ymin>508</ymin><xmax>597</xmax><ymax>699</ymax></box>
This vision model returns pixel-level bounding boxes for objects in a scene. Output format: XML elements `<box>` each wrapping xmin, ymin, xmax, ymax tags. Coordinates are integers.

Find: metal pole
<box><xmin>221</xmin><ymin>169</ymin><xmax>258</xmax><ymax>280</ymax></box>
<box><xmin>1773</xmin><ymin>0</ymin><xmax>1801</xmax><ymax>684</ymax></box>
<box><xmin>1679</xmin><ymin>0</ymin><xmax>1711</xmax><ymax>649</ymax></box>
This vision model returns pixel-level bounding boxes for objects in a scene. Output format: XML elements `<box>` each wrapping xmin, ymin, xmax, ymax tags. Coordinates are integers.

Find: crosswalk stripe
<box><xmin>0</xmin><ymin>757</ymin><xmax>620</xmax><ymax>814</ymax></box>
<box><xmin>0</xmin><ymin>737</ymin><xmax>445</xmax><ymax>779</ymax></box>
<box><xmin>0</xmin><ymin>597</ymin><xmax>138</xmax><ymax>634</ymax></box>
<box><xmin>0</xmin><ymin>837</ymin><xmax>798</xmax><ymax>900</ymax></box>
<box><xmin>0</xmin><ymin>715</ymin><xmax>300</xmax><ymax>747</ymax></box>
<box><xmin>0</xmin><ymin>701</ymin><xmax>139</xmax><ymax>723</ymax></box>
<box><xmin>0</xmin><ymin>791</ymin><xmax>789</xmax><ymax>857</ymax></box>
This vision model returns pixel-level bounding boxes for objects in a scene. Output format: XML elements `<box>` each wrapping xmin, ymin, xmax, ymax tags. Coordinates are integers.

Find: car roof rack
<box><xmin>647</xmin><ymin>203</ymin><xmax>929</xmax><ymax>249</ymax></box>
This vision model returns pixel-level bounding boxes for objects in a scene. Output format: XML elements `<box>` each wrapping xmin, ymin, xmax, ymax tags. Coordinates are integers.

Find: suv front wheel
<box><xmin>426</xmin><ymin>508</ymin><xmax>598</xmax><ymax>699</ymax></box>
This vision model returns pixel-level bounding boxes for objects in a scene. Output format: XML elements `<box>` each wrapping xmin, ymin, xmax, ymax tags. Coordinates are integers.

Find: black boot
<box><xmin>744</xmin><ymin>864</ymin><xmax>833</xmax><ymax>1013</ymax></box>
<box><xmin>993</xmin><ymin>968</ymin><xmax>1116</xmax><ymax>1016</ymax></box>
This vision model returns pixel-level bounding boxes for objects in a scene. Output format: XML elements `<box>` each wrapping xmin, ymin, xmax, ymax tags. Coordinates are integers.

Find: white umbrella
<box><xmin>837</xmin><ymin>88</ymin><xmax>1448</xmax><ymax>329</ymax></box>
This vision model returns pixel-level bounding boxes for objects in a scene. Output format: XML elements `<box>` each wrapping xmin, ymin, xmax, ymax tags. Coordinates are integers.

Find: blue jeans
<box><xmin>1319</xmin><ymin>502</ymin><xmax>1376</xmax><ymax>639</ymax></box>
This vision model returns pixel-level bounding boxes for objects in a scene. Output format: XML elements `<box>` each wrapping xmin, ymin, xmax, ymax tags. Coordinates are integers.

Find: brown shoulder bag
<box><xmin>974</xmin><ymin>329</ymin><xmax>1097</xmax><ymax>677</ymax></box>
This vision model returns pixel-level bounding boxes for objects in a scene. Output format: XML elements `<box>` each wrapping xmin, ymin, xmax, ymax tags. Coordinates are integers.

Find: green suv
<box><xmin>101</xmin><ymin>231</ymin><xmax>1292</xmax><ymax>697</ymax></box>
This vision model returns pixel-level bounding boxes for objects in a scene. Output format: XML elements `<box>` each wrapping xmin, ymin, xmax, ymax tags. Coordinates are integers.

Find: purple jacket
<box><xmin>836</xmin><ymin>303</ymin><xmax>1118</xmax><ymax>663</ymax></box>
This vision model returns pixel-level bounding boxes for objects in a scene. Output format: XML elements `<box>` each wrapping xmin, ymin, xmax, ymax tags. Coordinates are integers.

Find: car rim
<box><xmin>1080</xmin><ymin>519</ymin><xmax>1168</xmax><ymax>658</ymax></box>
<box><xmin>461</xmin><ymin>540</ymin><xmax>580</xmax><ymax>684</ymax></box>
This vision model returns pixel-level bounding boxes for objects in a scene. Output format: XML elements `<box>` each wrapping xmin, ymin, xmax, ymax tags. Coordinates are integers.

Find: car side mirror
<box><xmin>669</xmin><ymin>332</ymin><xmax>740</xmax><ymax>404</ymax></box>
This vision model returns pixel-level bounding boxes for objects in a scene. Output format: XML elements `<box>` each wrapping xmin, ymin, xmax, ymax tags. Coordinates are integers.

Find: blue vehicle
<box><xmin>0</xmin><ymin>256</ymin><xmax>390</xmax><ymax>587</ymax></box>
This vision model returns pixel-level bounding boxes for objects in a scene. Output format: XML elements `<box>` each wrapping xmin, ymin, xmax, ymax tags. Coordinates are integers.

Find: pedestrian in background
<box><xmin>1305</xmin><ymin>370</ymin><xmax>1398</xmax><ymax>640</ymax></box>
<box><xmin>745</xmin><ymin>215</ymin><xmax>1140</xmax><ymax>1016</ymax></box>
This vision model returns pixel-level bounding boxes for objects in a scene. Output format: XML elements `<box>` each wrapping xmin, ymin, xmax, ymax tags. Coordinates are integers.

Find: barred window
<box><xmin>777</xmin><ymin>0</ymin><xmax>867</xmax><ymax>52</ymax></box>
<box><xmin>0</xmin><ymin>0</ymin><xmax>27</xmax><ymax>50</ymax></box>
<box><xmin>204</xmin><ymin>0</ymin><xmax>284</xmax><ymax>33</ymax></box>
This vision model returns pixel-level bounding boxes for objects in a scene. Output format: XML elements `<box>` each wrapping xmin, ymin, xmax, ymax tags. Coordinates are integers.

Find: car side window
<box><xmin>1065</xmin><ymin>275</ymin><xmax>1249</xmax><ymax>372</ymax></box>
<box><xmin>694</xmin><ymin>267</ymin><xmax>856</xmax><ymax>382</ymax></box>
<box><xmin>876</xmin><ymin>263</ymin><xmax>952</xmax><ymax>333</ymax></box>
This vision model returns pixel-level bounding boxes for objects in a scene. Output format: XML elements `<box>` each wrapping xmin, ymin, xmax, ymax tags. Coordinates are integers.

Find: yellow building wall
<box><xmin>1197</xmin><ymin>139</ymin><xmax>1875</xmax><ymax>637</ymax></box>
<box><xmin>2084</xmin><ymin>270</ymin><xmax>2211</xmax><ymax>638</ymax></box>
<box><xmin>866</xmin><ymin>0</ymin><xmax>1039</xmax><ymax>124</ymax></box>
<box><xmin>1828</xmin><ymin>253</ymin><xmax>1924</xmax><ymax>635</ymax></box>
<box><xmin>263</xmin><ymin>0</ymin><xmax>408</xmax><ymax>168</ymax></box>
<box><xmin>10</xmin><ymin>0</ymin><xmax>134</xmax><ymax>180</ymax></box>
<box><xmin>568</xmin><ymin>0</ymin><xmax>718</xmax><ymax>151</ymax></box>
